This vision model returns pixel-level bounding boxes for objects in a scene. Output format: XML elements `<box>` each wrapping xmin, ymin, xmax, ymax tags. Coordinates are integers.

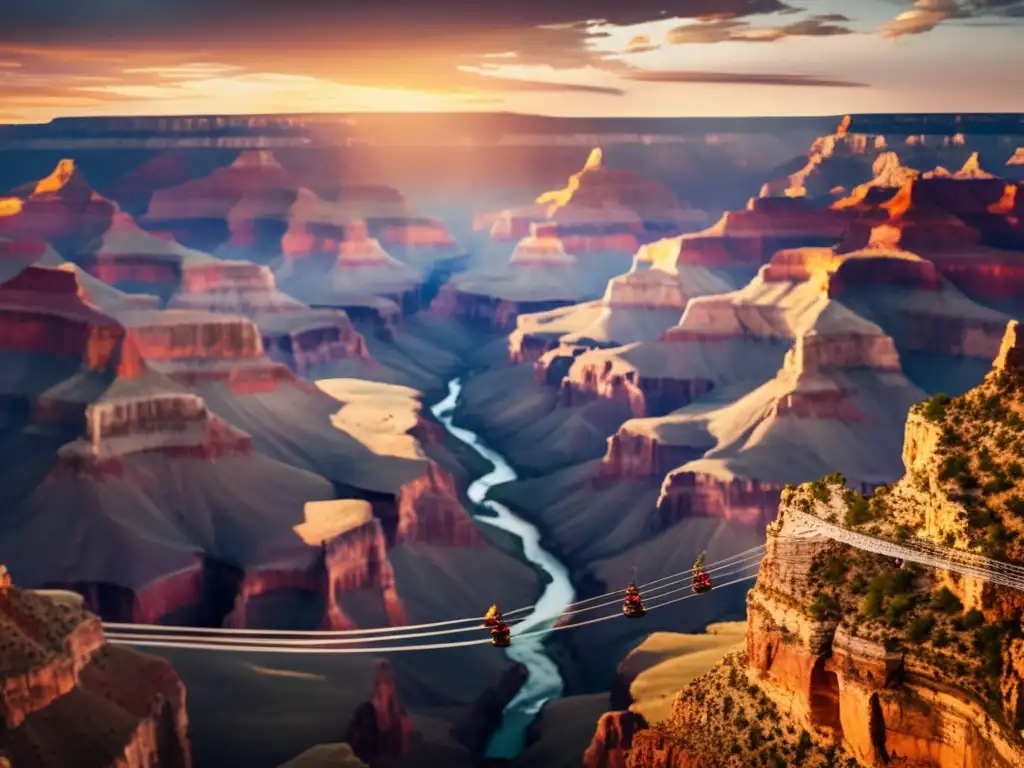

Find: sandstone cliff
<box><xmin>165</xmin><ymin>259</ymin><xmax>372</xmax><ymax>377</ymax></box>
<box><xmin>617</xmin><ymin>319</ymin><xmax>1024</xmax><ymax>767</ymax></box>
<box><xmin>277</xmin><ymin>218</ymin><xmax>427</xmax><ymax>314</ymax></box>
<box><xmin>76</xmin><ymin>210</ymin><xmax>218</xmax><ymax>302</ymax></box>
<box><xmin>144</xmin><ymin>150</ymin><xmax>298</xmax><ymax>250</ymax></box>
<box><xmin>481</xmin><ymin>147</ymin><xmax>708</xmax><ymax>253</ymax></box>
<box><xmin>7</xmin><ymin>159</ymin><xmax>117</xmax><ymax>251</ymax></box>
<box><xmin>0</xmin><ymin>585</ymin><xmax>191</xmax><ymax>767</ymax></box>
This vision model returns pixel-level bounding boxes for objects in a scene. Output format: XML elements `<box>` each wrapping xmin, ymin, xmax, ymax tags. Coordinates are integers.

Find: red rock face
<box><xmin>124</xmin><ymin>311</ymin><xmax>265</xmax><ymax>362</ymax></box>
<box><xmin>395</xmin><ymin>462</ymin><xmax>487</xmax><ymax>547</ymax></box>
<box><xmin>623</xmin><ymin>731</ymin><xmax>698</xmax><ymax>768</ymax></box>
<box><xmin>657</xmin><ymin>473</ymin><xmax>788</xmax><ymax>529</ymax></box>
<box><xmin>345</xmin><ymin>660</ymin><xmax>414</xmax><ymax>763</ymax></box>
<box><xmin>565</xmin><ymin>360</ymin><xmax>713</xmax><ymax>421</ymax></box>
<box><xmin>260</xmin><ymin>316</ymin><xmax>371</xmax><ymax>378</ymax></box>
<box><xmin>0</xmin><ymin>587</ymin><xmax>191</xmax><ymax>767</ymax></box>
<box><xmin>0</xmin><ymin>265</ymin><xmax>145</xmax><ymax>377</ymax></box>
<box><xmin>429</xmin><ymin>283</ymin><xmax>568</xmax><ymax>332</ymax></box>
<box><xmin>583</xmin><ymin>711</ymin><xmax>650</xmax><ymax>768</ymax></box>
<box><xmin>323</xmin><ymin>517</ymin><xmax>407</xmax><ymax>630</ymax></box>
<box><xmin>828</xmin><ymin>254</ymin><xmax>942</xmax><ymax>294</ymax></box>
<box><xmin>6</xmin><ymin>161</ymin><xmax>117</xmax><ymax>249</ymax></box>
<box><xmin>596</xmin><ymin>431</ymin><xmax>705</xmax><ymax>482</ymax></box>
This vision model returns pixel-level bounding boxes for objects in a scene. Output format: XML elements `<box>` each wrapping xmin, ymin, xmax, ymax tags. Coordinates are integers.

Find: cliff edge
<box><xmin>615</xmin><ymin>319</ymin><xmax>1024</xmax><ymax>767</ymax></box>
<box><xmin>0</xmin><ymin>584</ymin><xmax>191</xmax><ymax>767</ymax></box>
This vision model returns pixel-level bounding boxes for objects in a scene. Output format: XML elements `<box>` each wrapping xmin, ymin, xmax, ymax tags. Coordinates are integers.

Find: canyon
<box><xmin>595</xmin><ymin>318</ymin><xmax>1024</xmax><ymax>767</ymax></box>
<box><xmin>1</xmin><ymin>112</ymin><xmax>1024</xmax><ymax>768</ymax></box>
<box><xmin>0</xmin><ymin>586</ymin><xmax>190</xmax><ymax>767</ymax></box>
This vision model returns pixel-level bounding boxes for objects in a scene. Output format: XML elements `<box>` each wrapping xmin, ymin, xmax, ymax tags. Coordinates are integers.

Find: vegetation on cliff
<box><xmin>646</xmin><ymin>652</ymin><xmax>862</xmax><ymax>768</ymax></box>
<box><xmin>621</xmin><ymin>321</ymin><xmax>1024</xmax><ymax>767</ymax></box>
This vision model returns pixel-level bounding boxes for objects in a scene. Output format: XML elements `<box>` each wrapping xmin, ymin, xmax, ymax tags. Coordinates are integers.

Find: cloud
<box><xmin>667</xmin><ymin>15</ymin><xmax>854</xmax><ymax>44</ymax></box>
<box><xmin>0</xmin><ymin>0</ymin><xmax>804</xmax><ymax>93</ymax></box>
<box><xmin>879</xmin><ymin>0</ymin><xmax>1024</xmax><ymax>38</ymax></box>
<box><xmin>624</xmin><ymin>70</ymin><xmax>868</xmax><ymax>87</ymax></box>
<box><xmin>624</xmin><ymin>35</ymin><xmax>661</xmax><ymax>54</ymax></box>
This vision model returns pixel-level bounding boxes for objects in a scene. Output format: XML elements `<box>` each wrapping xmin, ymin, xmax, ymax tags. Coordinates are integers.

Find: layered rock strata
<box><xmin>618</xmin><ymin>323</ymin><xmax>1024</xmax><ymax>766</ymax></box>
<box><xmin>0</xmin><ymin>585</ymin><xmax>191</xmax><ymax>767</ymax></box>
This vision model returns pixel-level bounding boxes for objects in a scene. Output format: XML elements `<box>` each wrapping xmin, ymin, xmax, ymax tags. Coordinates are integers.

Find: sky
<box><xmin>0</xmin><ymin>0</ymin><xmax>1022</xmax><ymax>123</ymax></box>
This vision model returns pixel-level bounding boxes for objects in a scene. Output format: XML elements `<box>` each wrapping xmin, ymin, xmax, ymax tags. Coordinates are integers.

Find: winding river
<box><xmin>432</xmin><ymin>377</ymin><xmax>576</xmax><ymax>760</ymax></box>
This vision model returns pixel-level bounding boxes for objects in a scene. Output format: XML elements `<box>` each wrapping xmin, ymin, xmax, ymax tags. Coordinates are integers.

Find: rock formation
<box><xmin>578</xmin><ymin>242</ymin><xmax>1012</xmax><ymax>533</ymax></box>
<box><xmin>0</xmin><ymin>267</ymin><xmax>434</xmax><ymax>627</ymax></box>
<box><xmin>616</xmin><ymin>321</ymin><xmax>1024</xmax><ymax>766</ymax></box>
<box><xmin>75</xmin><ymin>210</ymin><xmax>219</xmax><ymax>302</ymax></box>
<box><xmin>508</xmin><ymin>191</ymin><xmax>853</xmax><ymax>366</ymax></box>
<box><xmin>479</xmin><ymin>147</ymin><xmax>709</xmax><ymax>254</ymax></box>
<box><xmin>343</xmin><ymin>660</ymin><xmax>414</xmax><ymax>761</ymax></box>
<box><xmin>111</xmin><ymin>151</ymin><xmax>195</xmax><ymax>214</ymax></box>
<box><xmin>144</xmin><ymin>150</ymin><xmax>298</xmax><ymax>251</ymax></box>
<box><xmin>922</xmin><ymin>152</ymin><xmax>995</xmax><ymax>180</ymax></box>
<box><xmin>509</xmin><ymin>233</ymin><xmax>759</xmax><ymax>363</ymax></box>
<box><xmin>276</xmin><ymin>218</ymin><xmax>427</xmax><ymax>314</ymax></box>
<box><xmin>0</xmin><ymin>584</ymin><xmax>191</xmax><ymax>767</ymax></box>
<box><xmin>832</xmin><ymin>152</ymin><xmax>921</xmax><ymax>212</ymax></box>
<box><xmin>848</xmin><ymin>173</ymin><xmax>1024</xmax><ymax>302</ymax></box>
<box><xmin>760</xmin><ymin>115</ymin><xmax>982</xmax><ymax>203</ymax></box>
<box><xmin>165</xmin><ymin>258</ymin><xmax>373</xmax><ymax>378</ymax></box>
<box><xmin>5</xmin><ymin>159</ymin><xmax>117</xmax><ymax>251</ymax></box>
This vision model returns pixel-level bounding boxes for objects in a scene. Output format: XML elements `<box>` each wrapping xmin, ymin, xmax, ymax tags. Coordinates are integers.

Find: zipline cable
<box><xmin>103</xmin><ymin>545</ymin><xmax>765</xmax><ymax>637</ymax></box>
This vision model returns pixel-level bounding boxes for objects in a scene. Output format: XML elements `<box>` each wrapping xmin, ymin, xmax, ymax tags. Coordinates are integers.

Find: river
<box><xmin>431</xmin><ymin>377</ymin><xmax>576</xmax><ymax>760</ymax></box>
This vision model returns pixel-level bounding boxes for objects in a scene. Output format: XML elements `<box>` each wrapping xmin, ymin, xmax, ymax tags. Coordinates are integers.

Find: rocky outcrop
<box><xmin>344</xmin><ymin>660</ymin><xmax>414</xmax><ymax>763</ymax></box>
<box><xmin>75</xmin><ymin>211</ymin><xmax>217</xmax><ymax>302</ymax></box>
<box><xmin>430</xmin><ymin>283</ymin><xmax>572</xmax><ymax>332</ymax></box>
<box><xmin>6</xmin><ymin>159</ymin><xmax>117</xmax><ymax>250</ymax></box>
<box><xmin>0</xmin><ymin>264</ymin><xmax>145</xmax><ymax>376</ymax></box>
<box><xmin>166</xmin><ymin>260</ymin><xmax>373</xmax><ymax>376</ymax></box>
<box><xmin>622</xmin><ymin>330</ymin><xmax>1024</xmax><ymax>765</ymax></box>
<box><xmin>832</xmin><ymin>152</ymin><xmax>921</xmax><ymax>212</ymax></box>
<box><xmin>145</xmin><ymin>150</ymin><xmax>298</xmax><ymax>250</ymax></box>
<box><xmin>451</xmin><ymin>662</ymin><xmax>528</xmax><ymax>758</ymax></box>
<box><xmin>111</xmin><ymin>151</ymin><xmax>194</xmax><ymax>213</ymax></box>
<box><xmin>277</xmin><ymin>218</ymin><xmax>427</xmax><ymax>312</ymax></box>
<box><xmin>583</xmin><ymin>711</ymin><xmax>649</xmax><ymax>768</ymax></box>
<box><xmin>482</xmin><ymin>147</ymin><xmax>707</xmax><ymax>249</ymax></box>
<box><xmin>0</xmin><ymin>585</ymin><xmax>191</xmax><ymax>767</ymax></box>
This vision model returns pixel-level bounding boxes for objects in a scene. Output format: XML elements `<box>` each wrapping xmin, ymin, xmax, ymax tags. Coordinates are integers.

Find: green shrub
<box><xmin>860</xmin><ymin>589</ymin><xmax>883</xmax><ymax>619</ymax></box>
<box><xmin>940</xmin><ymin>453</ymin><xmax>970</xmax><ymax>481</ymax></box>
<box><xmin>932</xmin><ymin>629</ymin><xmax>951</xmax><ymax>648</ymax></box>
<box><xmin>886</xmin><ymin>595</ymin><xmax>912</xmax><ymax>626</ymax></box>
<box><xmin>821</xmin><ymin>554</ymin><xmax>848</xmax><ymax>584</ymax></box>
<box><xmin>959</xmin><ymin>610</ymin><xmax>985</xmax><ymax>630</ymax></box>
<box><xmin>931</xmin><ymin>587</ymin><xmax>963</xmax><ymax>614</ymax></box>
<box><xmin>809</xmin><ymin>592</ymin><xmax>841</xmax><ymax>621</ymax></box>
<box><xmin>923</xmin><ymin>393</ymin><xmax>951</xmax><ymax>422</ymax></box>
<box><xmin>1004</xmin><ymin>495</ymin><xmax>1024</xmax><ymax>518</ymax></box>
<box><xmin>907</xmin><ymin>614</ymin><xmax>936</xmax><ymax>643</ymax></box>
<box><xmin>974</xmin><ymin>625</ymin><xmax>1004</xmax><ymax>677</ymax></box>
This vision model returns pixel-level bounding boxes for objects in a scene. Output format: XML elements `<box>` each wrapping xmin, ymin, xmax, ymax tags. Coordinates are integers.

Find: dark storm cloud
<box><xmin>0</xmin><ymin>0</ymin><xmax>799</xmax><ymax>43</ymax></box>
<box><xmin>625</xmin><ymin>70</ymin><xmax>868</xmax><ymax>87</ymax></box>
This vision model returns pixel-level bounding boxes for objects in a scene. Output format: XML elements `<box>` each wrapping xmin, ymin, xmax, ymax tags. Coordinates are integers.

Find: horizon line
<box><xmin>4</xmin><ymin>108</ymin><xmax>1024</xmax><ymax>128</ymax></box>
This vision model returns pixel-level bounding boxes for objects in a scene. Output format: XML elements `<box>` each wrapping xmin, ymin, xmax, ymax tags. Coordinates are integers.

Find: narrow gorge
<box><xmin>432</xmin><ymin>377</ymin><xmax>576</xmax><ymax>759</ymax></box>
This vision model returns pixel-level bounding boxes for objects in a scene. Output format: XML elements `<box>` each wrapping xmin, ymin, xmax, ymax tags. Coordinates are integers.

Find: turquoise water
<box><xmin>432</xmin><ymin>377</ymin><xmax>576</xmax><ymax>759</ymax></box>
